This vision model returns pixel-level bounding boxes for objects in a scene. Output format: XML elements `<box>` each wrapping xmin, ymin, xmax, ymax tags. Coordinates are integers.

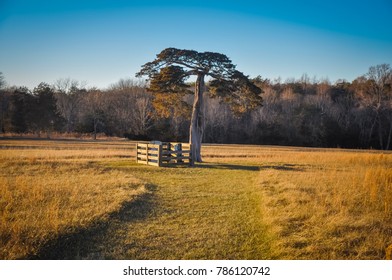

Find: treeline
<box><xmin>0</xmin><ymin>63</ymin><xmax>391</xmax><ymax>149</ymax></box>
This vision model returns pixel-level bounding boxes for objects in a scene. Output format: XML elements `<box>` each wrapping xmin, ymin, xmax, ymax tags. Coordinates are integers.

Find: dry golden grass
<box><xmin>168</xmin><ymin>143</ymin><xmax>392</xmax><ymax>259</ymax></box>
<box><xmin>254</xmin><ymin>149</ymin><xmax>392</xmax><ymax>259</ymax></box>
<box><xmin>0</xmin><ymin>140</ymin><xmax>145</xmax><ymax>259</ymax></box>
<box><xmin>1</xmin><ymin>139</ymin><xmax>391</xmax><ymax>260</ymax></box>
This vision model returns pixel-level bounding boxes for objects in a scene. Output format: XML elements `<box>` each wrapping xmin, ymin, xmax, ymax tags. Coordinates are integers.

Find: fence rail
<box><xmin>136</xmin><ymin>142</ymin><xmax>193</xmax><ymax>167</ymax></box>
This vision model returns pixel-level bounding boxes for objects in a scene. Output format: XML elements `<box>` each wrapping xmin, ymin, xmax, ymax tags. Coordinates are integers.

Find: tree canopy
<box><xmin>136</xmin><ymin>47</ymin><xmax>262</xmax><ymax>114</ymax></box>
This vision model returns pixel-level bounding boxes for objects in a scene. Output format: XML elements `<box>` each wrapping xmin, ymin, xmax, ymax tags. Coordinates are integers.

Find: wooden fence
<box><xmin>136</xmin><ymin>142</ymin><xmax>193</xmax><ymax>167</ymax></box>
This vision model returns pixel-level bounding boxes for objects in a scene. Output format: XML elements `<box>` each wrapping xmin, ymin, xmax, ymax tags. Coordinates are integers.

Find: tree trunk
<box><xmin>367</xmin><ymin>112</ymin><xmax>377</xmax><ymax>146</ymax></box>
<box><xmin>93</xmin><ymin>118</ymin><xmax>97</xmax><ymax>140</ymax></box>
<box><xmin>377</xmin><ymin>113</ymin><xmax>384</xmax><ymax>150</ymax></box>
<box><xmin>386</xmin><ymin>116</ymin><xmax>392</xmax><ymax>150</ymax></box>
<box><xmin>189</xmin><ymin>73</ymin><xmax>205</xmax><ymax>164</ymax></box>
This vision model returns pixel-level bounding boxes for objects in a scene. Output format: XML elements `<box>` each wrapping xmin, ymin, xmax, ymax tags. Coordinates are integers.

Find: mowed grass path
<box><xmin>82</xmin><ymin>161</ymin><xmax>271</xmax><ymax>259</ymax></box>
<box><xmin>0</xmin><ymin>139</ymin><xmax>271</xmax><ymax>259</ymax></box>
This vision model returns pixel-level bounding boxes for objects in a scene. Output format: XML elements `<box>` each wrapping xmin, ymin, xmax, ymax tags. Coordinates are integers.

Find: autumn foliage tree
<box><xmin>136</xmin><ymin>48</ymin><xmax>262</xmax><ymax>162</ymax></box>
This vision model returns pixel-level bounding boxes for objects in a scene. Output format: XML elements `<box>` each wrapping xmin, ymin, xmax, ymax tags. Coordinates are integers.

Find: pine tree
<box><xmin>137</xmin><ymin>48</ymin><xmax>262</xmax><ymax>163</ymax></box>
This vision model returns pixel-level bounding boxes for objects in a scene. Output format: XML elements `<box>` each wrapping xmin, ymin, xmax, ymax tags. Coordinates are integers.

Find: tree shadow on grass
<box><xmin>195</xmin><ymin>163</ymin><xmax>260</xmax><ymax>171</ymax></box>
<box><xmin>162</xmin><ymin>162</ymin><xmax>259</xmax><ymax>171</ymax></box>
<box><xmin>163</xmin><ymin>162</ymin><xmax>306</xmax><ymax>172</ymax></box>
<box><xmin>28</xmin><ymin>184</ymin><xmax>157</xmax><ymax>260</ymax></box>
<box><xmin>259</xmin><ymin>163</ymin><xmax>307</xmax><ymax>172</ymax></box>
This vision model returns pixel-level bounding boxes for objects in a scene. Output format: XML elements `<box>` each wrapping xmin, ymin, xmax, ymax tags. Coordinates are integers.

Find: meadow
<box><xmin>0</xmin><ymin>139</ymin><xmax>391</xmax><ymax>259</ymax></box>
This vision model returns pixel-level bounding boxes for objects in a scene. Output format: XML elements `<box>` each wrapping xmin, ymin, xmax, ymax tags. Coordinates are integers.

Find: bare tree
<box><xmin>203</xmin><ymin>95</ymin><xmax>232</xmax><ymax>143</ymax></box>
<box><xmin>107</xmin><ymin>78</ymin><xmax>153</xmax><ymax>137</ymax></box>
<box><xmin>83</xmin><ymin>89</ymin><xmax>107</xmax><ymax>140</ymax></box>
<box><xmin>355</xmin><ymin>64</ymin><xmax>392</xmax><ymax>149</ymax></box>
<box><xmin>367</xmin><ymin>64</ymin><xmax>392</xmax><ymax>149</ymax></box>
<box><xmin>0</xmin><ymin>72</ymin><xmax>7</xmax><ymax>133</ymax></box>
<box><xmin>132</xmin><ymin>94</ymin><xmax>153</xmax><ymax>136</ymax></box>
<box><xmin>54</xmin><ymin>78</ymin><xmax>86</xmax><ymax>133</ymax></box>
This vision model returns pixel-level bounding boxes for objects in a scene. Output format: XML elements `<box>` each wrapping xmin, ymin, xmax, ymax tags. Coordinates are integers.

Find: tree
<box><xmin>136</xmin><ymin>48</ymin><xmax>262</xmax><ymax>163</ymax></box>
<box><xmin>353</xmin><ymin>64</ymin><xmax>392</xmax><ymax>149</ymax></box>
<box><xmin>366</xmin><ymin>64</ymin><xmax>392</xmax><ymax>149</ymax></box>
<box><xmin>82</xmin><ymin>89</ymin><xmax>107</xmax><ymax>140</ymax></box>
<box><xmin>33</xmin><ymin>83</ymin><xmax>63</xmax><ymax>137</ymax></box>
<box><xmin>0</xmin><ymin>72</ymin><xmax>7</xmax><ymax>133</ymax></box>
<box><xmin>54</xmin><ymin>78</ymin><xmax>86</xmax><ymax>133</ymax></box>
<box><xmin>0</xmin><ymin>72</ymin><xmax>4</xmax><ymax>89</ymax></box>
<box><xmin>10</xmin><ymin>87</ymin><xmax>32</xmax><ymax>133</ymax></box>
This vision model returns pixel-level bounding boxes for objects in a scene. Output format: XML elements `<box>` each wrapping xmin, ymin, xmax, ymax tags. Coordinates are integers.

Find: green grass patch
<box><xmin>98</xmin><ymin>161</ymin><xmax>272</xmax><ymax>259</ymax></box>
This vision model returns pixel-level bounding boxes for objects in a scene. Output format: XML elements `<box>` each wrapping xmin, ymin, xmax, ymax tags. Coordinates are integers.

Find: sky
<box><xmin>0</xmin><ymin>0</ymin><xmax>391</xmax><ymax>89</ymax></box>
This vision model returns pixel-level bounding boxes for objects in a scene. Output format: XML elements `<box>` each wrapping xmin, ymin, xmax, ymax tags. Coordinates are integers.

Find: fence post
<box><xmin>176</xmin><ymin>143</ymin><xmax>183</xmax><ymax>163</ymax></box>
<box><xmin>189</xmin><ymin>144</ymin><xmax>194</xmax><ymax>166</ymax></box>
<box><xmin>167</xmin><ymin>143</ymin><xmax>172</xmax><ymax>163</ymax></box>
<box><xmin>136</xmin><ymin>143</ymin><xmax>139</xmax><ymax>164</ymax></box>
<box><xmin>145</xmin><ymin>143</ymin><xmax>149</xmax><ymax>165</ymax></box>
<box><xmin>158</xmin><ymin>144</ymin><xmax>162</xmax><ymax>167</ymax></box>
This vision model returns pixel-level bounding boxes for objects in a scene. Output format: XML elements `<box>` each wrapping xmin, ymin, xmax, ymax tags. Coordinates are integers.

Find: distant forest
<box><xmin>1</xmin><ymin>63</ymin><xmax>392</xmax><ymax>150</ymax></box>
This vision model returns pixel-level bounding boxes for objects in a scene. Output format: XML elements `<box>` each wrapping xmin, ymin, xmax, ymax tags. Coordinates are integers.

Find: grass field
<box><xmin>1</xmin><ymin>139</ymin><xmax>391</xmax><ymax>259</ymax></box>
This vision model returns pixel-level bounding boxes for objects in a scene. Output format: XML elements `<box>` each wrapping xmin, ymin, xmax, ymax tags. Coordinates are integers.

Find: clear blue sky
<box><xmin>1</xmin><ymin>0</ymin><xmax>391</xmax><ymax>89</ymax></box>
